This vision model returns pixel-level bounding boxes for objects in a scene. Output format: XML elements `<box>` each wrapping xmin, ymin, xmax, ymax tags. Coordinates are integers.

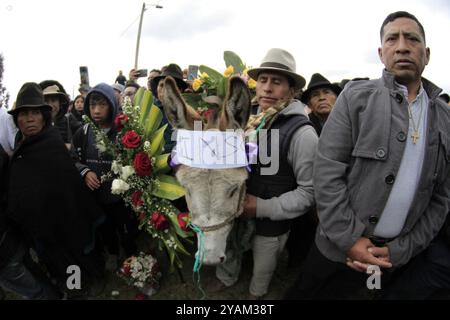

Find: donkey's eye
<box><xmin>228</xmin><ymin>186</ymin><xmax>239</xmax><ymax>198</ymax></box>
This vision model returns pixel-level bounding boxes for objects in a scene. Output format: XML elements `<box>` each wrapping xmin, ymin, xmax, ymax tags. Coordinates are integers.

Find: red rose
<box><xmin>151</xmin><ymin>211</ymin><xmax>169</xmax><ymax>230</ymax></box>
<box><xmin>131</xmin><ymin>191</ymin><xmax>144</xmax><ymax>208</ymax></box>
<box><xmin>202</xmin><ymin>108</ymin><xmax>215</xmax><ymax>119</ymax></box>
<box><xmin>135</xmin><ymin>293</ymin><xmax>147</xmax><ymax>300</ymax></box>
<box><xmin>114</xmin><ymin>114</ymin><xmax>129</xmax><ymax>131</ymax></box>
<box><xmin>121</xmin><ymin>265</ymin><xmax>131</xmax><ymax>276</ymax></box>
<box><xmin>177</xmin><ymin>212</ymin><xmax>190</xmax><ymax>231</ymax></box>
<box><xmin>137</xmin><ymin>212</ymin><xmax>146</xmax><ymax>222</ymax></box>
<box><xmin>121</xmin><ymin>130</ymin><xmax>141</xmax><ymax>149</ymax></box>
<box><xmin>133</xmin><ymin>152</ymin><xmax>152</xmax><ymax>177</ymax></box>
<box><xmin>151</xmin><ymin>262</ymin><xmax>160</xmax><ymax>275</ymax></box>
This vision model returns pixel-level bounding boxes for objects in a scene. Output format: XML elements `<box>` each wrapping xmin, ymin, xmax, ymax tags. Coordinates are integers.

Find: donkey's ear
<box><xmin>161</xmin><ymin>76</ymin><xmax>199</xmax><ymax>129</ymax></box>
<box><xmin>223</xmin><ymin>76</ymin><xmax>251</xmax><ymax>129</ymax></box>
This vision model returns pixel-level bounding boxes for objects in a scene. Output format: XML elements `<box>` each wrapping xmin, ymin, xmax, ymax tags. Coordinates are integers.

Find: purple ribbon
<box><xmin>169</xmin><ymin>148</ymin><xmax>179</xmax><ymax>169</ymax></box>
<box><xmin>245</xmin><ymin>142</ymin><xmax>258</xmax><ymax>172</ymax></box>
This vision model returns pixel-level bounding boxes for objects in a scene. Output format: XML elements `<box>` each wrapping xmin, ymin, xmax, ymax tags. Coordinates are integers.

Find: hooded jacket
<box><xmin>72</xmin><ymin>83</ymin><xmax>120</xmax><ymax>204</ymax></box>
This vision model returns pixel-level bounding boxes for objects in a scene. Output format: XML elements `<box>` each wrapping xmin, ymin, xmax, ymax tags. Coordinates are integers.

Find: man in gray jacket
<box><xmin>286</xmin><ymin>11</ymin><xmax>450</xmax><ymax>299</ymax></box>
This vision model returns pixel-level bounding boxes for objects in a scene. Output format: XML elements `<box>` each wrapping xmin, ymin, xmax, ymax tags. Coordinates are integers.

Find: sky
<box><xmin>1</xmin><ymin>0</ymin><xmax>449</xmax><ymax>107</ymax></box>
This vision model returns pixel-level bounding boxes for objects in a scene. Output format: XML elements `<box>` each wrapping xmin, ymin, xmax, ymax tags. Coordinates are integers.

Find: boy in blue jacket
<box><xmin>72</xmin><ymin>83</ymin><xmax>138</xmax><ymax>270</ymax></box>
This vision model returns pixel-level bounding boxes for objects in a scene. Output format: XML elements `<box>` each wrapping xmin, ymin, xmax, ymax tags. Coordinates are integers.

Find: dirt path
<box><xmin>96</xmin><ymin>239</ymin><xmax>300</xmax><ymax>300</ymax></box>
<box><xmin>3</xmin><ymin>234</ymin><xmax>300</xmax><ymax>300</ymax></box>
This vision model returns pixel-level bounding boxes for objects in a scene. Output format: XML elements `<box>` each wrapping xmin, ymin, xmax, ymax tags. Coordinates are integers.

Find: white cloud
<box><xmin>138</xmin><ymin>0</ymin><xmax>233</xmax><ymax>41</ymax></box>
<box><xmin>1</xmin><ymin>0</ymin><xmax>449</xmax><ymax>105</ymax></box>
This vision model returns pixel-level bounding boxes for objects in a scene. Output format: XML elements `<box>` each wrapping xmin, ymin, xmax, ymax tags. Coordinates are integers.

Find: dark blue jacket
<box><xmin>72</xmin><ymin>83</ymin><xmax>120</xmax><ymax>204</ymax></box>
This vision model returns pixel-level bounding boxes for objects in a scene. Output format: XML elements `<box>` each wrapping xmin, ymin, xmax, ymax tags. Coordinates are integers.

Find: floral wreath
<box><xmin>83</xmin><ymin>90</ymin><xmax>193</xmax><ymax>270</ymax></box>
<box><xmin>182</xmin><ymin>51</ymin><xmax>256</xmax><ymax>118</ymax></box>
<box><xmin>118</xmin><ymin>252</ymin><xmax>161</xmax><ymax>290</ymax></box>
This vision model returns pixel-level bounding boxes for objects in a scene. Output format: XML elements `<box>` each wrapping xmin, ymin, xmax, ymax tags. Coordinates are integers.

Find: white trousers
<box><xmin>249</xmin><ymin>232</ymin><xmax>289</xmax><ymax>297</ymax></box>
<box><xmin>216</xmin><ymin>230</ymin><xmax>289</xmax><ymax>297</ymax></box>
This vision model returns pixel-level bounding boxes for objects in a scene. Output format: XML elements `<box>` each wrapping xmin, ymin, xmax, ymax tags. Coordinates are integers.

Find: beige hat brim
<box><xmin>8</xmin><ymin>104</ymin><xmax>52</xmax><ymax>115</ymax></box>
<box><xmin>247</xmin><ymin>67</ymin><xmax>306</xmax><ymax>90</ymax></box>
<box><xmin>43</xmin><ymin>91</ymin><xmax>69</xmax><ymax>103</ymax></box>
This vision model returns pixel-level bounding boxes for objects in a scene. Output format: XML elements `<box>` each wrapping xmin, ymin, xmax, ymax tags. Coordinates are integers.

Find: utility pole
<box><xmin>134</xmin><ymin>3</ymin><xmax>163</xmax><ymax>70</ymax></box>
<box><xmin>134</xmin><ymin>3</ymin><xmax>146</xmax><ymax>70</ymax></box>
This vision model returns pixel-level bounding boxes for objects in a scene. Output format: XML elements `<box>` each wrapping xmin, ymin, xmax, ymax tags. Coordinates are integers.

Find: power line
<box><xmin>120</xmin><ymin>14</ymin><xmax>141</xmax><ymax>38</ymax></box>
<box><xmin>119</xmin><ymin>2</ymin><xmax>163</xmax><ymax>38</ymax></box>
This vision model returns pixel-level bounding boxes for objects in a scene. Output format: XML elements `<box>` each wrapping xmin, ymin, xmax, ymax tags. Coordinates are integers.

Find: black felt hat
<box><xmin>8</xmin><ymin>82</ymin><xmax>52</xmax><ymax>115</ymax></box>
<box><xmin>151</xmin><ymin>63</ymin><xmax>188</xmax><ymax>98</ymax></box>
<box><xmin>301</xmin><ymin>73</ymin><xmax>342</xmax><ymax>104</ymax></box>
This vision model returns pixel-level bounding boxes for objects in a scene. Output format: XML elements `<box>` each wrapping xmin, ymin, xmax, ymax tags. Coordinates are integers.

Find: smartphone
<box><xmin>79</xmin><ymin>66</ymin><xmax>90</xmax><ymax>90</ymax></box>
<box><xmin>136</xmin><ymin>69</ymin><xmax>148</xmax><ymax>78</ymax></box>
<box><xmin>188</xmin><ymin>65</ymin><xmax>199</xmax><ymax>80</ymax></box>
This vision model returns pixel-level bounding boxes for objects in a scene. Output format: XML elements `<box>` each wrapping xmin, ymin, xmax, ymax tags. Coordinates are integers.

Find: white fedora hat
<box><xmin>247</xmin><ymin>48</ymin><xmax>306</xmax><ymax>90</ymax></box>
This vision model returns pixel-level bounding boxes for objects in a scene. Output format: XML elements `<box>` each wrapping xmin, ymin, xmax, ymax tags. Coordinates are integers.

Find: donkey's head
<box><xmin>162</xmin><ymin>76</ymin><xmax>251</xmax><ymax>265</ymax></box>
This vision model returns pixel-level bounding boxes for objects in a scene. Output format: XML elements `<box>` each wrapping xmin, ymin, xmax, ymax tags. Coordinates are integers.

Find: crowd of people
<box><xmin>1</xmin><ymin>10</ymin><xmax>450</xmax><ymax>300</ymax></box>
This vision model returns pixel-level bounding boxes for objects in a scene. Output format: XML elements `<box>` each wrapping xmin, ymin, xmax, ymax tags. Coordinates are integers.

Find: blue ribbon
<box><xmin>188</xmin><ymin>222</ymin><xmax>206</xmax><ymax>300</ymax></box>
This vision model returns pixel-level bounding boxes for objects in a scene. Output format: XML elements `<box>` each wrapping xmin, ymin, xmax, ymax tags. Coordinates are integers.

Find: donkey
<box><xmin>161</xmin><ymin>75</ymin><xmax>251</xmax><ymax>265</ymax></box>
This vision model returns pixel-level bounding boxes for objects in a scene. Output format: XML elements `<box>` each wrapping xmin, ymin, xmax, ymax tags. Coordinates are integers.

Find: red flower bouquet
<box><xmin>83</xmin><ymin>91</ymin><xmax>193</xmax><ymax>270</ymax></box>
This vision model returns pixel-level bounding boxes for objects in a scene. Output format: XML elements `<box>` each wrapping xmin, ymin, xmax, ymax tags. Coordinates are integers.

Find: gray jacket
<box><xmin>314</xmin><ymin>70</ymin><xmax>450</xmax><ymax>267</ymax></box>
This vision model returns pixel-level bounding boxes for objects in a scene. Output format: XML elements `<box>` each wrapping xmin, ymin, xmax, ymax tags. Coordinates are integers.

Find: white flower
<box><xmin>121</xmin><ymin>165</ymin><xmax>135</xmax><ymax>181</ymax></box>
<box><xmin>97</xmin><ymin>141</ymin><xmax>107</xmax><ymax>153</ymax></box>
<box><xmin>144</xmin><ymin>141</ymin><xmax>150</xmax><ymax>148</ymax></box>
<box><xmin>111</xmin><ymin>161</ymin><xmax>121</xmax><ymax>174</ymax></box>
<box><xmin>111</xmin><ymin>179</ymin><xmax>130</xmax><ymax>195</ymax></box>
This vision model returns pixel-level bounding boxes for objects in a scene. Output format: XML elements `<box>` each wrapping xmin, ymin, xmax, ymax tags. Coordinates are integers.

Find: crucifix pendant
<box><xmin>411</xmin><ymin>131</ymin><xmax>419</xmax><ymax>144</ymax></box>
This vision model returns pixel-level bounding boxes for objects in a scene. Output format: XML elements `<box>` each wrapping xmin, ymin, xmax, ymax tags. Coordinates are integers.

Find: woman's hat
<box><xmin>8</xmin><ymin>82</ymin><xmax>52</xmax><ymax>115</ymax></box>
<box><xmin>150</xmin><ymin>63</ymin><xmax>188</xmax><ymax>98</ymax></box>
<box><xmin>247</xmin><ymin>48</ymin><xmax>306</xmax><ymax>90</ymax></box>
<box><xmin>41</xmin><ymin>84</ymin><xmax>70</xmax><ymax>106</ymax></box>
<box><xmin>300</xmin><ymin>73</ymin><xmax>342</xmax><ymax>104</ymax></box>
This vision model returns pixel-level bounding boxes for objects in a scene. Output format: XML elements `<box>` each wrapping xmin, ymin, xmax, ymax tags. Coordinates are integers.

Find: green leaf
<box><xmin>152</xmin><ymin>174</ymin><xmax>185</xmax><ymax>200</ymax></box>
<box><xmin>224</xmin><ymin>51</ymin><xmax>246</xmax><ymax>74</ymax></box>
<box><xmin>181</xmin><ymin>93</ymin><xmax>203</xmax><ymax>110</ymax></box>
<box><xmin>202</xmin><ymin>95</ymin><xmax>222</xmax><ymax>106</ymax></box>
<box><xmin>163</xmin><ymin>239</ymin><xmax>176</xmax><ymax>266</ymax></box>
<box><xmin>173</xmin><ymin>235</ymin><xmax>191</xmax><ymax>256</ymax></box>
<box><xmin>149</xmin><ymin>124</ymin><xmax>167</xmax><ymax>157</ymax></box>
<box><xmin>153</xmin><ymin>154</ymin><xmax>171</xmax><ymax>174</ymax></box>
<box><xmin>217</xmin><ymin>77</ymin><xmax>228</xmax><ymax>100</ymax></box>
<box><xmin>133</xmin><ymin>87</ymin><xmax>145</xmax><ymax>107</ymax></box>
<box><xmin>139</xmin><ymin>90</ymin><xmax>154</xmax><ymax>126</ymax></box>
<box><xmin>199</xmin><ymin>65</ymin><xmax>224</xmax><ymax>83</ymax></box>
<box><xmin>143</xmin><ymin>105</ymin><xmax>162</xmax><ymax>139</ymax></box>
<box><xmin>167</xmin><ymin>213</ymin><xmax>193</xmax><ymax>239</ymax></box>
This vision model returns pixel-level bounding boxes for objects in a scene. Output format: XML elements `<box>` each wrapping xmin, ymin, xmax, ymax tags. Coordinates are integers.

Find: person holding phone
<box><xmin>147</xmin><ymin>69</ymin><xmax>162</xmax><ymax>94</ymax></box>
<box><xmin>150</xmin><ymin>63</ymin><xmax>188</xmax><ymax>153</ymax></box>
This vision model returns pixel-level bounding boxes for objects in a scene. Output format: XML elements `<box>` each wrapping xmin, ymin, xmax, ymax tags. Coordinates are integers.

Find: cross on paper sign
<box><xmin>175</xmin><ymin>129</ymin><xmax>248</xmax><ymax>169</ymax></box>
